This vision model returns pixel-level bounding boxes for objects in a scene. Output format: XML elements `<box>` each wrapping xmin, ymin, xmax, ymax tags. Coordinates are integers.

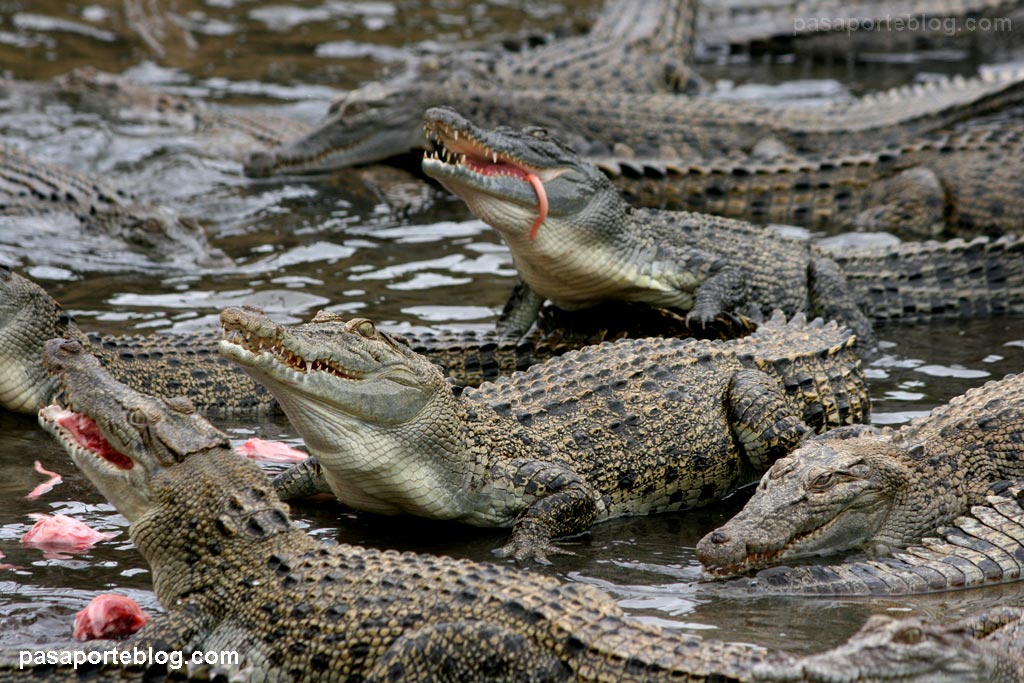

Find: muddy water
<box><xmin>1</xmin><ymin>0</ymin><xmax>1023</xmax><ymax>661</ymax></box>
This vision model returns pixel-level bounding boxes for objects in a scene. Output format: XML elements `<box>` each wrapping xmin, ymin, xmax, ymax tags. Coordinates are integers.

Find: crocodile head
<box><xmin>113</xmin><ymin>205</ymin><xmax>232</xmax><ymax>269</ymax></box>
<box><xmin>56</xmin><ymin>67</ymin><xmax>200</xmax><ymax>129</ymax></box>
<box><xmin>37</xmin><ymin>338</ymin><xmax>230</xmax><ymax>523</ymax></box>
<box><xmin>421</xmin><ymin>106</ymin><xmax>621</xmax><ymax>243</ymax></box>
<box><xmin>0</xmin><ymin>267</ymin><xmax>85</xmax><ymax>414</ymax></box>
<box><xmin>244</xmin><ymin>82</ymin><xmax>434</xmax><ymax>176</ymax></box>
<box><xmin>755</xmin><ymin>612</ymin><xmax>1017</xmax><ymax>683</ymax></box>
<box><xmin>696</xmin><ymin>427</ymin><xmax>908</xmax><ymax>578</ymax></box>
<box><xmin>218</xmin><ymin>307</ymin><xmax>470</xmax><ymax>517</ymax></box>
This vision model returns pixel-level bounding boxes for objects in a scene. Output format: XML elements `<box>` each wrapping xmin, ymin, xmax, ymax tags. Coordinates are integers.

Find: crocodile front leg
<box><xmin>686</xmin><ymin>264</ymin><xmax>750</xmax><ymax>327</ymax></box>
<box><xmin>808</xmin><ymin>256</ymin><xmax>875</xmax><ymax>347</ymax></box>
<box><xmin>497</xmin><ymin>280</ymin><xmax>546</xmax><ymax>339</ymax></box>
<box><xmin>488</xmin><ymin>459</ymin><xmax>598</xmax><ymax>564</ymax></box>
<box><xmin>271</xmin><ymin>457</ymin><xmax>331</xmax><ymax>500</ymax></box>
<box><xmin>363</xmin><ymin>621</ymin><xmax>570</xmax><ymax>682</ymax></box>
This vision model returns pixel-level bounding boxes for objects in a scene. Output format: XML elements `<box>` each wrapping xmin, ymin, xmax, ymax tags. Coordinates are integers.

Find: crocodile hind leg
<box><xmin>855</xmin><ymin>167</ymin><xmax>947</xmax><ymax>239</ymax></box>
<box><xmin>727</xmin><ymin>368</ymin><xmax>811</xmax><ymax>480</ymax></box>
<box><xmin>271</xmin><ymin>457</ymin><xmax>331</xmax><ymax>500</ymax></box>
<box><xmin>808</xmin><ymin>256</ymin><xmax>876</xmax><ymax>347</ymax></box>
<box><xmin>363</xmin><ymin>620</ymin><xmax>570</xmax><ymax>682</ymax></box>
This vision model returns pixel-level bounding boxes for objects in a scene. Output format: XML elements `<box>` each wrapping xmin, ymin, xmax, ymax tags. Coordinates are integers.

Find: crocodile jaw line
<box><xmin>423</xmin><ymin>122</ymin><xmax>560</xmax><ymax>240</ymax></box>
<box><xmin>38</xmin><ymin>403</ymin><xmax>150</xmax><ymax>522</ymax></box>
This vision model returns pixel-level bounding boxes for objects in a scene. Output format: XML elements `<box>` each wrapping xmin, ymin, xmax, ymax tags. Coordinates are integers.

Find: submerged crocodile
<box><xmin>703</xmin><ymin>481</ymin><xmax>1024</xmax><ymax>595</ymax></box>
<box><xmin>30</xmin><ymin>336</ymin><xmax>775</xmax><ymax>683</ymax></box>
<box><xmin>0</xmin><ymin>266</ymin><xmax>748</xmax><ymax>415</ymax></box>
<box><xmin>54</xmin><ymin>67</ymin><xmax>314</xmax><ymax>159</ymax></box>
<box><xmin>244</xmin><ymin>67</ymin><xmax>1024</xmax><ymax>175</ymax></box>
<box><xmin>20</xmin><ymin>337</ymin><xmax>1018</xmax><ymax>682</ymax></box>
<box><xmin>420</xmin><ymin>107</ymin><xmax>1024</xmax><ymax>340</ymax></box>
<box><xmin>696</xmin><ymin>372</ymin><xmax>1024</xmax><ymax>579</ymax></box>
<box><xmin>0</xmin><ymin>145</ymin><xmax>229</xmax><ymax>270</ymax></box>
<box><xmin>602</xmin><ymin>118</ymin><xmax>1024</xmax><ymax>240</ymax></box>
<box><xmin>219</xmin><ymin>306</ymin><xmax>868</xmax><ymax>563</ymax></box>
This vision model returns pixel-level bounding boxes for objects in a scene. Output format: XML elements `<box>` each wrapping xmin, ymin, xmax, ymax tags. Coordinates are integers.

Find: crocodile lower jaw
<box><xmin>703</xmin><ymin>518</ymin><xmax>856</xmax><ymax>579</ymax></box>
<box><xmin>703</xmin><ymin>548</ymin><xmax>789</xmax><ymax>579</ymax></box>
<box><xmin>39</xmin><ymin>404</ymin><xmax>134</xmax><ymax>471</ymax></box>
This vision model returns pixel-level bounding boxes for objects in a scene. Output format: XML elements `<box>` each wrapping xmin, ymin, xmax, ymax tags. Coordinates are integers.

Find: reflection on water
<box><xmin>0</xmin><ymin>0</ymin><xmax>1023</xmax><ymax>661</ymax></box>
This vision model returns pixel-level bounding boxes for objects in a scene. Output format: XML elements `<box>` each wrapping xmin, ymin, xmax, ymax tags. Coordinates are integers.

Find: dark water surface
<box><xmin>1</xmin><ymin>0</ymin><xmax>1023</xmax><ymax>660</ymax></box>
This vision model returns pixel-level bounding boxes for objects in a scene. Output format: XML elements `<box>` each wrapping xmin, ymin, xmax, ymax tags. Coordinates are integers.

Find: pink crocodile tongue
<box><xmin>526</xmin><ymin>172</ymin><xmax>548</xmax><ymax>241</ymax></box>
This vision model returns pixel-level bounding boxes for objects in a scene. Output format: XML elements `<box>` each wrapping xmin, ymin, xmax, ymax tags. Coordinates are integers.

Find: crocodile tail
<box><xmin>821</xmin><ymin>235</ymin><xmax>1024</xmax><ymax>325</ymax></box>
<box><xmin>832</xmin><ymin>67</ymin><xmax>1024</xmax><ymax>138</ymax></box>
<box><xmin>589</xmin><ymin>0</ymin><xmax>698</xmax><ymax>61</ymax></box>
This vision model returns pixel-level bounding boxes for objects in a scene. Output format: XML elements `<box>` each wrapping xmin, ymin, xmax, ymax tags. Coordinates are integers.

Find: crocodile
<box><xmin>701</xmin><ymin>481</ymin><xmax>1024</xmax><ymax>595</ymax></box>
<box><xmin>695</xmin><ymin>372</ymin><xmax>1024</xmax><ymax>578</ymax></box>
<box><xmin>420</xmin><ymin>106</ymin><xmax>1024</xmax><ymax>340</ymax></box>
<box><xmin>0</xmin><ymin>266</ymin><xmax>750</xmax><ymax>415</ymax></box>
<box><xmin>32</xmin><ymin>335</ymin><xmax>787</xmax><ymax>683</ymax></box>
<box><xmin>53</xmin><ymin>68</ymin><xmax>314</xmax><ymax>159</ymax></box>
<box><xmin>20</xmin><ymin>337</ymin><xmax>1019</xmax><ymax>682</ymax></box>
<box><xmin>244</xmin><ymin>67</ymin><xmax>1024</xmax><ymax>176</ymax></box>
<box><xmin>0</xmin><ymin>266</ymin><xmax>274</xmax><ymax>416</ymax></box>
<box><xmin>0</xmin><ymin>145</ymin><xmax>229</xmax><ymax>271</ymax></box>
<box><xmin>750</xmin><ymin>606</ymin><xmax>1024</xmax><ymax>683</ymax></box>
<box><xmin>601</xmin><ymin>117</ymin><xmax>1024</xmax><ymax>240</ymax></box>
<box><xmin>218</xmin><ymin>306</ymin><xmax>868</xmax><ymax>563</ymax></box>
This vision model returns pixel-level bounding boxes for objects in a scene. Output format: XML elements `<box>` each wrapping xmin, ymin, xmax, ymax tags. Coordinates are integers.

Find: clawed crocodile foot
<box><xmin>494</xmin><ymin>538</ymin><xmax>576</xmax><ymax>565</ymax></box>
<box><xmin>684</xmin><ymin>307</ymin><xmax>720</xmax><ymax>330</ymax></box>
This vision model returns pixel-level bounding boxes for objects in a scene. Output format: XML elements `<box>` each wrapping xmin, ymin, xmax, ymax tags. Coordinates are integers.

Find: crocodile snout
<box><xmin>695</xmin><ymin>527</ymin><xmax>748</xmax><ymax>574</ymax></box>
<box><xmin>244</xmin><ymin>150</ymin><xmax>275</xmax><ymax>178</ymax></box>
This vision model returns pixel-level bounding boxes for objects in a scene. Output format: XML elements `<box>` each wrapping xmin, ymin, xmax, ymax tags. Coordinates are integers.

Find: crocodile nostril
<box><xmin>59</xmin><ymin>340</ymin><xmax>85</xmax><ymax>354</ymax></box>
<box><xmin>709</xmin><ymin>531</ymin><xmax>731</xmax><ymax>545</ymax></box>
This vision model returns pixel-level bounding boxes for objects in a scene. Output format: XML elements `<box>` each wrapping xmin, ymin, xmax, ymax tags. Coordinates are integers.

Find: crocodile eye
<box><xmin>892</xmin><ymin>627</ymin><xmax>923</xmax><ymax>645</ymax></box>
<box><xmin>355</xmin><ymin>320</ymin><xmax>375</xmax><ymax>338</ymax></box>
<box><xmin>527</xmin><ymin>127</ymin><xmax>550</xmax><ymax>140</ymax></box>
<box><xmin>164</xmin><ymin>396</ymin><xmax>196</xmax><ymax>414</ymax></box>
<box><xmin>128</xmin><ymin>407</ymin><xmax>149</xmax><ymax>427</ymax></box>
<box><xmin>807</xmin><ymin>471</ymin><xmax>836</xmax><ymax>492</ymax></box>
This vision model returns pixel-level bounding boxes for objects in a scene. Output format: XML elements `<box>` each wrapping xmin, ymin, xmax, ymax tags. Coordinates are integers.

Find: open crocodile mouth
<box><xmin>221</xmin><ymin>327</ymin><xmax>364</xmax><ymax>382</ymax></box>
<box><xmin>39</xmin><ymin>404</ymin><xmax>134</xmax><ymax>471</ymax></box>
<box><xmin>423</xmin><ymin>119</ymin><xmax>552</xmax><ymax>240</ymax></box>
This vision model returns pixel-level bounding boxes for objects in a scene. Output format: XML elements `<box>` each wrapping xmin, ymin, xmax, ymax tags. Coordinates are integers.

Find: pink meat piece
<box><xmin>21</xmin><ymin>514</ymin><xmax>116</xmax><ymax>553</ymax></box>
<box><xmin>73</xmin><ymin>594</ymin><xmax>150</xmax><ymax>640</ymax></box>
<box><xmin>24</xmin><ymin>461</ymin><xmax>62</xmax><ymax>500</ymax></box>
<box><xmin>0</xmin><ymin>550</ymin><xmax>15</xmax><ymax>571</ymax></box>
<box><xmin>235</xmin><ymin>438</ymin><xmax>309</xmax><ymax>463</ymax></box>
